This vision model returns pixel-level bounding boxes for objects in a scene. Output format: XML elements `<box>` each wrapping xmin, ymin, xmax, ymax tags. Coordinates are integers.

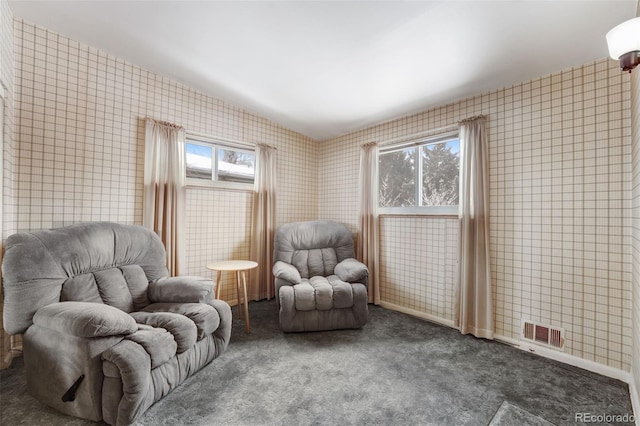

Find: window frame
<box><xmin>378</xmin><ymin>131</ymin><xmax>460</xmax><ymax>216</ymax></box>
<box><xmin>185</xmin><ymin>133</ymin><xmax>256</xmax><ymax>191</ymax></box>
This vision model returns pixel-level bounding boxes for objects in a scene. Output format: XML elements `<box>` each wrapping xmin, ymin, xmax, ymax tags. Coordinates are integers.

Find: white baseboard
<box><xmin>376</xmin><ymin>304</ymin><xmax>633</xmax><ymax>386</ymax></box>
<box><xmin>378</xmin><ymin>301</ymin><xmax>457</xmax><ymax>329</ymax></box>
<box><xmin>496</xmin><ymin>335</ymin><xmax>637</xmax><ymax>423</ymax></box>
<box><xmin>494</xmin><ymin>334</ymin><xmax>631</xmax><ymax>384</ymax></box>
<box><xmin>376</xmin><ymin>303</ymin><xmax>637</xmax><ymax>418</ymax></box>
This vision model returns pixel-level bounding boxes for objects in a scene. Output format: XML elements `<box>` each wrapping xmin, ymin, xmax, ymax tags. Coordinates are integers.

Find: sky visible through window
<box><xmin>187</xmin><ymin>143</ymin><xmax>212</xmax><ymax>158</ymax></box>
<box><xmin>186</xmin><ymin>141</ymin><xmax>255</xmax><ymax>184</ymax></box>
<box><xmin>445</xmin><ymin>140</ymin><xmax>459</xmax><ymax>154</ymax></box>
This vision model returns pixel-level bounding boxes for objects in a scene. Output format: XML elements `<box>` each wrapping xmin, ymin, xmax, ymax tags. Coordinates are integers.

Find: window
<box><xmin>378</xmin><ymin>133</ymin><xmax>460</xmax><ymax>214</ymax></box>
<box><xmin>186</xmin><ymin>136</ymin><xmax>255</xmax><ymax>188</ymax></box>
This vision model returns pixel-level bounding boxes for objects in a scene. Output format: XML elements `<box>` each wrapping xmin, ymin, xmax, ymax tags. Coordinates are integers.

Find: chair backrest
<box><xmin>273</xmin><ymin>220</ymin><xmax>355</xmax><ymax>279</ymax></box>
<box><xmin>2</xmin><ymin>222</ymin><xmax>169</xmax><ymax>334</ymax></box>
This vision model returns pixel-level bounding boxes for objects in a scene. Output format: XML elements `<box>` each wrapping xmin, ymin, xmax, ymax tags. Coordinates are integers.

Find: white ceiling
<box><xmin>8</xmin><ymin>0</ymin><xmax>638</xmax><ymax>141</ymax></box>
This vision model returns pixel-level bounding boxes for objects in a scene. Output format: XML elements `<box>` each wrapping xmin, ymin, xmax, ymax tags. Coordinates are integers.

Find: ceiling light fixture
<box><xmin>606</xmin><ymin>17</ymin><xmax>640</xmax><ymax>72</ymax></box>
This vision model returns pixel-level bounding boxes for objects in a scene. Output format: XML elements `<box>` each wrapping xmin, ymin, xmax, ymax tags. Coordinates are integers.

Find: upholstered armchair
<box><xmin>2</xmin><ymin>222</ymin><xmax>231</xmax><ymax>426</ymax></box>
<box><xmin>273</xmin><ymin>220</ymin><xmax>368</xmax><ymax>332</ymax></box>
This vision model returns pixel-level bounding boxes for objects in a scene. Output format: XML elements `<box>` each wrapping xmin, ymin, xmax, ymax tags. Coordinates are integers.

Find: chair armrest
<box><xmin>32</xmin><ymin>301</ymin><xmax>137</xmax><ymax>338</ymax></box>
<box><xmin>148</xmin><ymin>276</ymin><xmax>215</xmax><ymax>304</ymax></box>
<box><xmin>273</xmin><ymin>261</ymin><xmax>302</xmax><ymax>284</ymax></box>
<box><xmin>101</xmin><ymin>339</ymin><xmax>152</xmax><ymax>426</ymax></box>
<box><xmin>335</xmin><ymin>258</ymin><xmax>369</xmax><ymax>283</ymax></box>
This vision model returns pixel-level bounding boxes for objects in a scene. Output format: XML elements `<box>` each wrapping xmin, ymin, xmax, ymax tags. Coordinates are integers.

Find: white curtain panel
<box><xmin>457</xmin><ymin>115</ymin><xmax>494</xmax><ymax>339</ymax></box>
<box><xmin>249</xmin><ymin>143</ymin><xmax>277</xmax><ymax>300</ymax></box>
<box><xmin>143</xmin><ymin>118</ymin><xmax>186</xmax><ymax>276</ymax></box>
<box><xmin>358</xmin><ymin>142</ymin><xmax>381</xmax><ymax>304</ymax></box>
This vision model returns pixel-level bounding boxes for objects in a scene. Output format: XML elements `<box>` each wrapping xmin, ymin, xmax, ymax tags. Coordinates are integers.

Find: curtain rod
<box><xmin>186</xmin><ymin>129</ymin><xmax>256</xmax><ymax>149</ymax></box>
<box><xmin>146</xmin><ymin>119</ymin><xmax>276</xmax><ymax>151</ymax></box>
<box><xmin>380</xmin><ymin>123</ymin><xmax>459</xmax><ymax>147</ymax></box>
<box><xmin>459</xmin><ymin>114</ymin><xmax>487</xmax><ymax>124</ymax></box>
<box><xmin>256</xmin><ymin>142</ymin><xmax>278</xmax><ymax>151</ymax></box>
<box><xmin>146</xmin><ymin>117</ymin><xmax>183</xmax><ymax>130</ymax></box>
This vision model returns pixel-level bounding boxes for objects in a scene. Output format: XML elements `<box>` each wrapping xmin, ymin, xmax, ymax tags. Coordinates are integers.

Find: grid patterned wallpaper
<box><xmin>12</xmin><ymin>19</ymin><xmax>318</xmax><ymax>304</ymax></box>
<box><xmin>380</xmin><ymin>216</ymin><xmax>458</xmax><ymax>322</ymax></box>
<box><xmin>2</xmin><ymin>0</ymin><xmax>15</xmax><ymax>239</ymax></box>
<box><xmin>0</xmin><ymin>0</ymin><xmax>14</xmax><ymax>369</ymax></box>
<box><xmin>185</xmin><ymin>188</ymin><xmax>253</xmax><ymax>303</ymax></box>
<box><xmin>319</xmin><ymin>59</ymin><xmax>632</xmax><ymax>370</ymax></box>
<box><xmin>631</xmin><ymin>49</ymin><xmax>640</xmax><ymax>398</ymax></box>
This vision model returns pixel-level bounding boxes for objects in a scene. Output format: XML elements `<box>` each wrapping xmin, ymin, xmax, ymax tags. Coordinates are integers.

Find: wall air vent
<box><xmin>521</xmin><ymin>319</ymin><xmax>564</xmax><ymax>351</ymax></box>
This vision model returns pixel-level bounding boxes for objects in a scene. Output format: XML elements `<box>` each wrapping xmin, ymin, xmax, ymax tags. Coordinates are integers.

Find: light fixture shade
<box><xmin>606</xmin><ymin>17</ymin><xmax>640</xmax><ymax>60</ymax></box>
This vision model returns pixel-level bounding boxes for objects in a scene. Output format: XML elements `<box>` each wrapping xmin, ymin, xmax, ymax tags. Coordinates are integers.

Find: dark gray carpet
<box><xmin>489</xmin><ymin>401</ymin><xmax>556</xmax><ymax>426</ymax></box>
<box><xmin>0</xmin><ymin>301</ymin><xmax>633</xmax><ymax>425</ymax></box>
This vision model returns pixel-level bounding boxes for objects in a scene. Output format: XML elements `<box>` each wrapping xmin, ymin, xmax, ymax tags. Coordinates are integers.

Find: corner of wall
<box><xmin>0</xmin><ymin>0</ymin><xmax>15</xmax><ymax>371</ymax></box>
<box><xmin>631</xmin><ymin>3</ymin><xmax>640</xmax><ymax>420</ymax></box>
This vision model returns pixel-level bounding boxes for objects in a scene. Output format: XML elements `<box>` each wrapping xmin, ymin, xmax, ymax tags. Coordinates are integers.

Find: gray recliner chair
<box><xmin>273</xmin><ymin>220</ymin><xmax>368</xmax><ymax>332</ymax></box>
<box><xmin>2</xmin><ymin>222</ymin><xmax>232</xmax><ymax>426</ymax></box>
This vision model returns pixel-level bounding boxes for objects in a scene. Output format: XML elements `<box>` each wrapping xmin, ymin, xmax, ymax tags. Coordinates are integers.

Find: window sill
<box><xmin>379</xmin><ymin>213</ymin><xmax>458</xmax><ymax>219</ymax></box>
<box><xmin>379</xmin><ymin>206</ymin><xmax>458</xmax><ymax>216</ymax></box>
<box><xmin>186</xmin><ymin>181</ymin><xmax>254</xmax><ymax>193</ymax></box>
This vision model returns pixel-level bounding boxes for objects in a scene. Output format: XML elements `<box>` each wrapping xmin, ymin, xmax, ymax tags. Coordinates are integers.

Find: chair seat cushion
<box><xmin>125</xmin><ymin>324</ymin><xmax>177</xmax><ymax>369</ymax></box>
<box><xmin>293</xmin><ymin>275</ymin><xmax>354</xmax><ymax>311</ymax></box>
<box><xmin>130</xmin><ymin>311</ymin><xmax>197</xmax><ymax>353</ymax></box>
<box><xmin>140</xmin><ymin>302</ymin><xmax>220</xmax><ymax>340</ymax></box>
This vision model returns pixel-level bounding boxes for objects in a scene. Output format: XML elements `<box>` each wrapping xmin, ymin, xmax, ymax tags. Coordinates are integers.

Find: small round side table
<box><xmin>206</xmin><ymin>260</ymin><xmax>258</xmax><ymax>334</ymax></box>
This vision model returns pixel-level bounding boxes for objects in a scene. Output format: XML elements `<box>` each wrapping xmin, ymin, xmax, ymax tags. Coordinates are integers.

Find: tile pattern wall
<box><xmin>379</xmin><ymin>216</ymin><xmax>458</xmax><ymax>321</ymax></box>
<box><xmin>631</xmin><ymin>40</ymin><xmax>640</xmax><ymax>400</ymax></box>
<box><xmin>12</xmin><ymin>19</ymin><xmax>318</xmax><ymax>304</ymax></box>
<box><xmin>2</xmin><ymin>0</ymin><xmax>15</xmax><ymax>239</ymax></box>
<box><xmin>0</xmin><ymin>0</ymin><xmax>14</xmax><ymax>369</ymax></box>
<box><xmin>319</xmin><ymin>59</ymin><xmax>632</xmax><ymax>370</ymax></box>
<box><xmin>185</xmin><ymin>188</ymin><xmax>252</xmax><ymax>303</ymax></box>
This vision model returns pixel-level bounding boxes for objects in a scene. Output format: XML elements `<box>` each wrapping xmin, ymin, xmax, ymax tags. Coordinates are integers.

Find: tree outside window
<box><xmin>379</xmin><ymin>148</ymin><xmax>416</xmax><ymax>208</ymax></box>
<box><xmin>379</xmin><ymin>136</ymin><xmax>459</xmax><ymax>213</ymax></box>
<box><xmin>421</xmin><ymin>141</ymin><xmax>459</xmax><ymax>207</ymax></box>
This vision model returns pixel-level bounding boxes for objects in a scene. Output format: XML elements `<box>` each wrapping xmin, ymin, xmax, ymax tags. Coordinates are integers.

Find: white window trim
<box><xmin>378</xmin><ymin>131</ymin><xmax>460</xmax><ymax>216</ymax></box>
<box><xmin>185</xmin><ymin>133</ymin><xmax>256</xmax><ymax>191</ymax></box>
<box><xmin>378</xmin><ymin>205</ymin><xmax>459</xmax><ymax>215</ymax></box>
